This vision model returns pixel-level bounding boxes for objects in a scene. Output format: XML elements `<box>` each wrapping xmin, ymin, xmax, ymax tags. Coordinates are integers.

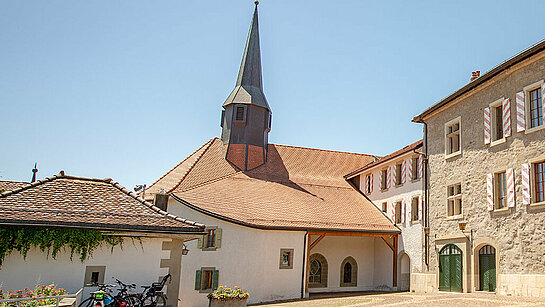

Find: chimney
<box><xmin>470</xmin><ymin>70</ymin><xmax>480</xmax><ymax>82</ymax></box>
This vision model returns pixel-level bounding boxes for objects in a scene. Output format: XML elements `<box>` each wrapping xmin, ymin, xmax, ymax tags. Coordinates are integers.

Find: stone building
<box><xmin>345</xmin><ymin>140</ymin><xmax>424</xmax><ymax>291</ymax></box>
<box><xmin>412</xmin><ymin>40</ymin><xmax>545</xmax><ymax>296</ymax></box>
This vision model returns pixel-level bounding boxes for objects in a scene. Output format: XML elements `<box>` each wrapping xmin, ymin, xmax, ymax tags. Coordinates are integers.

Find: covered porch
<box><xmin>304</xmin><ymin>231</ymin><xmax>399</xmax><ymax>296</ymax></box>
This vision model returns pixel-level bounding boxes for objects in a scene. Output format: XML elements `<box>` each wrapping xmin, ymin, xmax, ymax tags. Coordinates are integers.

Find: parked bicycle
<box><xmin>128</xmin><ymin>274</ymin><xmax>171</xmax><ymax>307</ymax></box>
<box><xmin>79</xmin><ymin>279</ymin><xmax>140</xmax><ymax>307</ymax></box>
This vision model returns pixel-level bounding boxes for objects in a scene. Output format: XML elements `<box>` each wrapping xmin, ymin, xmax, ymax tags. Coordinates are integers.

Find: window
<box><xmin>395</xmin><ymin>201</ymin><xmax>402</xmax><ymax>224</ymax></box>
<box><xmin>233</xmin><ymin>105</ymin><xmax>247</xmax><ymax>123</ymax></box>
<box><xmin>493</xmin><ymin>104</ymin><xmax>504</xmax><ymax>141</ymax></box>
<box><xmin>195</xmin><ymin>268</ymin><xmax>219</xmax><ymax>292</ymax></box>
<box><xmin>411</xmin><ymin>196</ymin><xmax>419</xmax><ymax>221</ymax></box>
<box><xmin>445</xmin><ymin>118</ymin><xmax>461</xmax><ymax>157</ymax></box>
<box><xmin>84</xmin><ymin>266</ymin><xmax>106</xmax><ymax>286</ymax></box>
<box><xmin>279</xmin><ymin>248</ymin><xmax>294</xmax><ymax>269</ymax></box>
<box><xmin>340</xmin><ymin>256</ymin><xmax>357</xmax><ymax>287</ymax></box>
<box><xmin>395</xmin><ymin>163</ymin><xmax>402</xmax><ymax>185</ymax></box>
<box><xmin>535</xmin><ymin>161</ymin><xmax>545</xmax><ymax>203</ymax></box>
<box><xmin>382</xmin><ymin>202</ymin><xmax>387</xmax><ymax>213</ymax></box>
<box><xmin>495</xmin><ymin>171</ymin><xmax>507</xmax><ymax>209</ymax></box>
<box><xmin>447</xmin><ymin>183</ymin><xmax>462</xmax><ymax>217</ymax></box>
<box><xmin>411</xmin><ymin>157</ymin><xmax>419</xmax><ymax>180</ymax></box>
<box><xmin>206</xmin><ymin>229</ymin><xmax>216</xmax><ymax>248</ymax></box>
<box><xmin>529</xmin><ymin>88</ymin><xmax>543</xmax><ymax>129</ymax></box>
<box><xmin>198</xmin><ymin>227</ymin><xmax>222</xmax><ymax>251</ymax></box>
<box><xmin>309</xmin><ymin>254</ymin><xmax>328</xmax><ymax>288</ymax></box>
<box><xmin>381</xmin><ymin>169</ymin><xmax>388</xmax><ymax>190</ymax></box>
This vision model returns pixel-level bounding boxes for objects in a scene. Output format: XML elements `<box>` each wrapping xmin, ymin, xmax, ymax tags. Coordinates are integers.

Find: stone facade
<box><xmin>421</xmin><ymin>48</ymin><xmax>545</xmax><ymax>295</ymax></box>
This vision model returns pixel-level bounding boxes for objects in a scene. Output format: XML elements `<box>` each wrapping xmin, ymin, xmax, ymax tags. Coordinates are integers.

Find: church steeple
<box><xmin>221</xmin><ymin>1</ymin><xmax>271</xmax><ymax>171</ymax></box>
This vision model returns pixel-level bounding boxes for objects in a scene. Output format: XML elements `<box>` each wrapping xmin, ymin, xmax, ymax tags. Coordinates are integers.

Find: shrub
<box><xmin>0</xmin><ymin>284</ymin><xmax>67</xmax><ymax>307</ymax></box>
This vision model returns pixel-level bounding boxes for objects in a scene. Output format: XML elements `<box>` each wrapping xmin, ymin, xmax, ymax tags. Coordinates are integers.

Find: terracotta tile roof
<box><xmin>148</xmin><ymin>138</ymin><xmax>399</xmax><ymax>234</ymax></box>
<box><xmin>345</xmin><ymin>140</ymin><xmax>423</xmax><ymax>179</ymax></box>
<box><xmin>0</xmin><ymin>172</ymin><xmax>204</xmax><ymax>234</ymax></box>
<box><xmin>0</xmin><ymin>180</ymin><xmax>29</xmax><ymax>193</ymax></box>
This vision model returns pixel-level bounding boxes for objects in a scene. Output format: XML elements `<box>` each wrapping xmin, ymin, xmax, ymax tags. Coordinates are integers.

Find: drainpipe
<box><xmin>301</xmin><ymin>231</ymin><xmax>308</xmax><ymax>299</ymax></box>
<box><xmin>413</xmin><ymin>119</ymin><xmax>430</xmax><ymax>270</ymax></box>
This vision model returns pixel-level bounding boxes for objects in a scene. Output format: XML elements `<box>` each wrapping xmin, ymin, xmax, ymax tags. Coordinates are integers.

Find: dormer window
<box><xmin>234</xmin><ymin>105</ymin><xmax>247</xmax><ymax>123</ymax></box>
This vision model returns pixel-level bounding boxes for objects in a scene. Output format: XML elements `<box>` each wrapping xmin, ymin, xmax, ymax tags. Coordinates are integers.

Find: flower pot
<box><xmin>208</xmin><ymin>297</ymin><xmax>248</xmax><ymax>307</ymax></box>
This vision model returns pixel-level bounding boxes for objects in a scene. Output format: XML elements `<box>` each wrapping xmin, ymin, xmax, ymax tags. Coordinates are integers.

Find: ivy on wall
<box><xmin>0</xmin><ymin>226</ymin><xmax>125</xmax><ymax>266</ymax></box>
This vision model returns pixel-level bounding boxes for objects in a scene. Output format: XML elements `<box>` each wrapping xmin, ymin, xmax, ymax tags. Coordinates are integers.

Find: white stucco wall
<box><xmin>356</xmin><ymin>152</ymin><xmax>424</xmax><ymax>275</ymax></box>
<box><xmin>308</xmin><ymin>235</ymin><xmax>393</xmax><ymax>292</ymax></box>
<box><xmin>167</xmin><ymin>198</ymin><xmax>306</xmax><ymax>307</ymax></box>
<box><xmin>0</xmin><ymin>238</ymin><xmax>169</xmax><ymax>297</ymax></box>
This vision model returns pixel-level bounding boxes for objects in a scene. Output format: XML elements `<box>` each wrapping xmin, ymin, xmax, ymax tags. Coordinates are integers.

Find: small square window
<box><xmin>195</xmin><ymin>268</ymin><xmax>218</xmax><ymax>292</ymax></box>
<box><xmin>84</xmin><ymin>266</ymin><xmax>106</xmax><ymax>286</ymax></box>
<box><xmin>206</xmin><ymin>229</ymin><xmax>216</xmax><ymax>248</ymax></box>
<box><xmin>382</xmin><ymin>202</ymin><xmax>387</xmax><ymax>213</ymax></box>
<box><xmin>234</xmin><ymin>105</ymin><xmax>247</xmax><ymax>123</ymax></box>
<box><xmin>279</xmin><ymin>248</ymin><xmax>294</xmax><ymax>269</ymax></box>
<box><xmin>445</xmin><ymin>118</ymin><xmax>461</xmax><ymax>157</ymax></box>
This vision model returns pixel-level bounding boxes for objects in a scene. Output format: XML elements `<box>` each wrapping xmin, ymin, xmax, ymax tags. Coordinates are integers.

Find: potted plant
<box><xmin>208</xmin><ymin>286</ymin><xmax>249</xmax><ymax>307</ymax></box>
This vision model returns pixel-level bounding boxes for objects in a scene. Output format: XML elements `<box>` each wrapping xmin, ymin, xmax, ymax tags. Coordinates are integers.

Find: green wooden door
<box><xmin>438</xmin><ymin>244</ymin><xmax>463</xmax><ymax>292</ymax></box>
<box><xmin>479</xmin><ymin>245</ymin><xmax>496</xmax><ymax>292</ymax></box>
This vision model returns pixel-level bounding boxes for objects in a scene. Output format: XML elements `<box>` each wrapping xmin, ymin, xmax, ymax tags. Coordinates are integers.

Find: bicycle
<box><xmin>78</xmin><ymin>284</ymin><xmax>116</xmax><ymax>307</ymax></box>
<box><xmin>79</xmin><ymin>280</ymin><xmax>140</xmax><ymax>307</ymax></box>
<box><xmin>129</xmin><ymin>274</ymin><xmax>171</xmax><ymax>307</ymax></box>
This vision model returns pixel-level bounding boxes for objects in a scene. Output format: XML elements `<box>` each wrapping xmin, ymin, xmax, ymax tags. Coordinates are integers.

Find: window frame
<box><xmin>494</xmin><ymin>171</ymin><xmax>508</xmax><ymax>210</ymax></box>
<box><xmin>381</xmin><ymin>202</ymin><xmax>387</xmax><ymax>213</ymax></box>
<box><xmin>233</xmin><ymin>104</ymin><xmax>248</xmax><ymax>124</ymax></box>
<box><xmin>524</xmin><ymin>80</ymin><xmax>545</xmax><ymax>134</ymax></box>
<box><xmin>444</xmin><ymin>117</ymin><xmax>462</xmax><ymax>159</ymax></box>
<box><xmin>411</xmin><ymin>156</ymin><xmax>419</xmax><ymax>181</ymax></box>
<box><xmin>394</xmin><ymin>201</ymin><xmax>402</xmax><ymax>224</ymax></box>
<box><xmin>411</xmin><ymin>196</ymin><xmax>419</xmax><ymax>222</ymax></box>
<box><xmin>446</xmin><ymin>183</ymin><xmax>462</xmax><ymax>219</ymax></box>
<box><xmin>489</xmin><ymin>98</ymin><xmax>506</xmax><ymax>146</ymax></box>
<box><xmin>200</xmin><ymin>226</ymin><xmax>221</xmax><ymax>251</ymax></box>
<box><xmin>279</xmin><ymin>248</ymin><xmax>294</xmax><ymax>269</ymax></box>
<box><xmin>531</xmin><ymin>159</ymin><xmax>545</xmax><ymax>205</ymax></box>
<box><xmin>395</xmin><ymin>163</ymin><xmax>403</xmax><ymax>186</ymax></box>
<box><xmin>380</xmin><ymin>168</ymin><xmax>388</xmax><ymax>191</ymax></box>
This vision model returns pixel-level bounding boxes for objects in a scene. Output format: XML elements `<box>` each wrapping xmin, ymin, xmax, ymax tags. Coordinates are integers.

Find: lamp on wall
<box><xmin>458</xmin><ymin>221</ymin><xmax>473</xmax><ymax>248</ymax></box>
<box><xmin>182</xmin><ymin>244</ymin><xmax>189</xmax><ymax>255</ymax></box>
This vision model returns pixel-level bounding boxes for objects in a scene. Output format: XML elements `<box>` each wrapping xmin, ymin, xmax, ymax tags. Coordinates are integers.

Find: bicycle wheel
<box><xmin>78</xmin><ymin>297</ymin><xmax>94</xmax><ymax>307</ymax></box>
<box><xmin>142</xmin><ymin>294</ymin><xmax>166</xmax><ymax>307</ymax></box>
<box><xmin>125</xmin><ymin>294</ymin><xmax>142</xmax><ymax>307</ymax></box>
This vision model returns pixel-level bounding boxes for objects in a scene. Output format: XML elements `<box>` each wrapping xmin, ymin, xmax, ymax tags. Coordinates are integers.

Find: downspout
<box><xmin>413</xmin><ymin>118</ymin><xmax>430</xmax><ymax>270</ymax></box>
<box><xmin>301</xmin><ymin>231</ymin><xmax>308</xmax><ymax>299</ymax></box>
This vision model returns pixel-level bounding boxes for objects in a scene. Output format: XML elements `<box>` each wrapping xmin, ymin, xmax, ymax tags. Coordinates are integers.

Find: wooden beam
<box><xmin>381</xmin><ymin>236</ymin><xmax>394</xmax><ymax>252</ymax></box>
<box><xmin>308</xmin><ymin>231</ymin><xmax>397</xmax><ymax>238</ymax></box>
<box><xmin>393</xmin><ymin>235</ymin><xmax>398</xmax><ymax>288</ymax></box>
<box><xmin>309</xmin><ymin>233</ymin><xmax>326</xmax><ymax>250</ymax></box>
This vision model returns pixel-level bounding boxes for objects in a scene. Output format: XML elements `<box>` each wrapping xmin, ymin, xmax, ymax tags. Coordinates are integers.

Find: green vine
<box><xmin>0</xmin><ymin>226</ymin><xmax>125</xmax><ymax>266</ymax></box>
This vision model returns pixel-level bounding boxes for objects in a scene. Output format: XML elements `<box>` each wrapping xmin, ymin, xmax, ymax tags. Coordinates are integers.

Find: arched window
<box><xmin>309</xmin><ymin>254</ymin><xmax>328</xmax><ymax>288</ymax></box>
<box><xmin>340</xmin><ymin>256</ymin><xmax>357</xmax><ymax>287</ymax></box>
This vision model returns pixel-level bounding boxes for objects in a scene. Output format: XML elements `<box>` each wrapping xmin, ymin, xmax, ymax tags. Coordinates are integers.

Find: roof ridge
<box><xmin>0</xmin><ymin>179</ymin><xmax>29</xmax><ymax>184</ymax></box>
<box><xmin>146</xmin><ymin>138</ymin><xmax>216</xmax><ymax>192</ymax></box>
<box><xmin>166</xmin><ymin>138</ymin><xmax>218</xmax><ymax>194</ymax></box>
<box><xmin>0</xmin><ymin>172</ymin><xmax>65</xmax><ymax>198</ymax></box>
<box><xmin>106</xmin><ymin>177</ymin><xmax>205</xmax><ymax>228</ymax></box>
<box><xmin>271</xmin><ymin>143</ymin><xmax>376</xmax><ymax>157</ymax></box>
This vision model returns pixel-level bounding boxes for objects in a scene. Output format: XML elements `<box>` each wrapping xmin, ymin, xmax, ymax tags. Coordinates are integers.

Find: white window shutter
<box><xmin>503</xmin><ymin>98</ymin><xmax>512</xmax><ymax>137</ymax></box>
<box><xmin>406</xmin><ymin>199</ymin><xmax>412</xmax><ymax>222</ymax></box>
<box><xmin>484</xmin><ymin>107</ymin><xmax>491</xmax><ymax>144</ymax></box>
<box><xmin>507</xmin><ymin>168</ymin><xmax>515</xmax><ymax>208</ymax></box>
<box><xmin>516</xmin><ymin>91</ymin><xmax>526</xmax><ymax>132</ymax></box>
<box><xmin>487</xmin><ymin>173</ymin><xmax>494</xmax><ymax>211</ymax></box>
<box><xmin>379</xmin><ymin>171</ymin><xmax>383</xmax><ymax>190</ymax></box>
<box><xmin>407</xmin><ymin>158</ymin><xmax>413</xmax><ymax>181</ymax></box>
<box><xmin>418</xmin><ymin>155</ymin><xmax>423</xmax><ymax>179</ymax></box>
<box><xmin>401</xmin><ymin>201</ymin><xmax>405</xmax><ymax>224</ymax></box>
<box><xmin>391</xmin><ymin>166</ymin><xmax>396</xmax><ymax>187</ymax></box>
<box><xmin>386</xmin><ymin>167</ymin><xmax>391</xmax><ymax>189</ymax></box>
<box><xmin>401</xmin><ymin>160</ymin><xmax>406</xmax><ymax>184</ymax></box>
<box><xmin>522</xmin><ymin>163</ymin><xmax>531</xmax><ymax>205</ymax></box>
<box><xmin>390</xmin><ymin>202</ymin><xmax>395</xmax><ymax>222</ymax></box>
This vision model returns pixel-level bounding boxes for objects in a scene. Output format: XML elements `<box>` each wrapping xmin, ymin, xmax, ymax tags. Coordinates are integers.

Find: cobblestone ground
<box><xmin>254</xmin><ymin>292</ymin><xmax>545</xmax><ymax>307</ymax></box>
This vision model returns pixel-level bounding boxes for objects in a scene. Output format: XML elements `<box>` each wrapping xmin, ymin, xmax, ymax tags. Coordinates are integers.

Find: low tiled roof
<box><xmin>0</xmin><ymin>172</ymin><xmax>204</xmax><ymax>234</ymax></box>
<box><xmin>147</xmin><ymin>138</ymin><xmax>399</xmax><ymax>234</ymax></box>
<box><xmin>345</xmin><ymin>140</ymin><xmax>423</xmax><ymax>179</ymax></box>
<box><xmin>0</xmin><ymin>180</ymin><xmax>29</xmax><ymax>193</ymax></box>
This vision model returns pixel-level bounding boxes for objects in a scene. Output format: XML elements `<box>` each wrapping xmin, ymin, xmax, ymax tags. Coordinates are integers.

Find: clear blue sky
<box><xmin>2</xmin><ymin>0</ymin><xmax>545</xmax><ymax>190</ymax></box>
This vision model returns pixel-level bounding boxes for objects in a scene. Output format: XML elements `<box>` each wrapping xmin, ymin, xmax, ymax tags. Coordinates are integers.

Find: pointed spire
<box><xmin>31</xmin><ymin>163</ymin><xmax>38</xmax><ymax>183</ymax></box>
<box><xmin>223</xmin><ymin>1</ymin><xmax>269</xmax><ymax>110</ymax></box>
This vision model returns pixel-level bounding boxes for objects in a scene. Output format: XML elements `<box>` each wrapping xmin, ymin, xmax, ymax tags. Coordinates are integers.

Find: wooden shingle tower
<box><xmin>221</xmin><ymin>1</ymin><xmax>271</xmax><ymax>171</ymax></box>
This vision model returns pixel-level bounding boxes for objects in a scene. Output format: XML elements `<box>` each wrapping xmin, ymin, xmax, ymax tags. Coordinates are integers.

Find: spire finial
<box><xmin>31</xmin><ymin>162</ymin><xmax>38</xmax><ymax>183</ymax></box>
<box><xmin>255</xmin><ymin>1</ymin><xmax>259</xmax><ymax>5</ymax></box>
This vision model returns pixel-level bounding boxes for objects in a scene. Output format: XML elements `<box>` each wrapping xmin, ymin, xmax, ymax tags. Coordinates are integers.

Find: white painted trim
<box><xmin>444</xmin><ymin>116</ymin><xmax>462</xmax><ymax>159</ymax></box>
<box><xmin>523</xmin><ymin>80</ymin><xmax>544</xmax><ymax>133</ymax></box>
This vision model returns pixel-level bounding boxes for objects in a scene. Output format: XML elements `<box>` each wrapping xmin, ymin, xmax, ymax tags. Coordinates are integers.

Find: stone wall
<box><xmin>410</xmin><ymin>273</ymin><xmax>436</xmax><ymax>293</ymax></box>
<box><xmin>423</xmin><ymin>50</ymin><xmax>545</xmax><ymax>292</ymax></box>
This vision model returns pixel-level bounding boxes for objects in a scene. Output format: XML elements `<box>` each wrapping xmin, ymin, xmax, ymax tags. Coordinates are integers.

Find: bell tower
<box><xmin>221</xmin><ymin>1</ymin><xmax>271</xmax><ymax>171</ymax></box>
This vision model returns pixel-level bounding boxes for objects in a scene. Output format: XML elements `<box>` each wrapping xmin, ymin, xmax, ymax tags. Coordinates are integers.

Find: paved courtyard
<box><xmin>254</xmin><ymin>292</ymin><xmax>545</xmax><ymax>307</ymax></box>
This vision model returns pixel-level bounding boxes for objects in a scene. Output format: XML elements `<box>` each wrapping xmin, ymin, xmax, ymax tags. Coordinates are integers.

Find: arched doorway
<box><xmin>309</xmin><ymin>253</ymin><xmax>328</xmax><ymax>288</ymax></box>
<box><xmin>479</xmin><ymin>245</ymin><xmax>496</xmax><ymax>292</ymax></box>
<box><xmin>438</xmin><ymin>244</ymin><xmax>462</xmax><ymax>292</ymax></box>
<box><xmin>399</xmin><ymin>253</ymin><xmax>410</xmax><ymax>291</ymax></box>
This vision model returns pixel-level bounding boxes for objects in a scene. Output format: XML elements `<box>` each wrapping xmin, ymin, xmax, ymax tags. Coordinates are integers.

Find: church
<box><xmin>144</xmin><ymin>3</ymin><xmax>406</xmax><ymax>306</ymax></box>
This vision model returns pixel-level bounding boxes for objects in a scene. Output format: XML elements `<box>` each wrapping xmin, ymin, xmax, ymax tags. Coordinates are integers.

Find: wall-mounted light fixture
<box><xmin>182</xmin><ymin>244</ymin><xmax>189</xmax><ymax>255</ymax></box>
<box><xmin>458</xmin><ymin>221</ymin><xmax>473</xmax><ymax>248</ymax></box>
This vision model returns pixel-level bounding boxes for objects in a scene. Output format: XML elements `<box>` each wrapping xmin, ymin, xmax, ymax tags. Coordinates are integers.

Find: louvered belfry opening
<box><xmin>221</xmin><ymin>2</ymin><xmax>271</xmax><ymax>171</ymax></box>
